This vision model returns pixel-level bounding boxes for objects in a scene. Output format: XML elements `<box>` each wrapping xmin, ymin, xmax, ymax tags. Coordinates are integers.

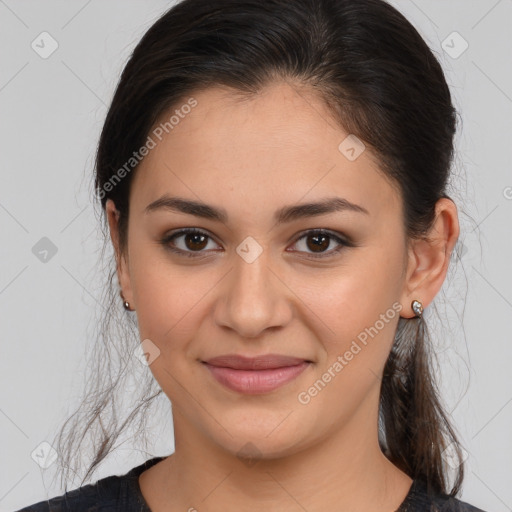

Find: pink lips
<box><xmin>202</xmin><ymin>354</ymin><xmax>310</xmax><ymax>394</ymax></box>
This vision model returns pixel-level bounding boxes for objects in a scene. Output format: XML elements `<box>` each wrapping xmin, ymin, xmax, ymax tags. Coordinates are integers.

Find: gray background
<box><xmin>1</xmin><ymin>1</ymin><xmax>511</xmax><ymax>511</ymax></box>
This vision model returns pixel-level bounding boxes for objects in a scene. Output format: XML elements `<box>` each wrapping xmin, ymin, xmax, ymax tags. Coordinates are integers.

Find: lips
<box><xmin>204</xmin><ymin>354</ymin><xmax>309</xmax><ymax>370</ymax></box>
<box><xmin>202</xmin><ymin>354</ymin><xmax>311</xmax><ymax>394</ymax></box>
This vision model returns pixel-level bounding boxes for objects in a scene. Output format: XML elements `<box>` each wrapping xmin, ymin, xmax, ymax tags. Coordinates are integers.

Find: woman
<box><xmin>17</xmin><ymin>0</ymin><xmax>486</xmax><ymax>510</ymax></box>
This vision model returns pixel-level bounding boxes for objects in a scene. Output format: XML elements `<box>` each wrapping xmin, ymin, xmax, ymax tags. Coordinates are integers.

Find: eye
<box><xmin>287</xmin><ymin>229</ymin><xmax>350</xmax><ymax>259</ymax></box>
<box><xmin>160</xmin><ymin>228</ymin><xmax>352</xmax><ymax>259</ymax></box>
<box><xmin>160</xmin><ymin>228</ymin><xmax>220</xmax><ymax>258</ymax></box>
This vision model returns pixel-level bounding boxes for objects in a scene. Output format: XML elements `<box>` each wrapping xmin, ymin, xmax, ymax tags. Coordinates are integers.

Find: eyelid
<box><xmin>161</xmin><ymin>227</ymin><xmax>352</xmax><ymax>258</ymax></box>
<box><xmin>287</xmin><ymin>229</ymin><xmax>351</xmax><ymax>258</ymax></box>
<box><xmin>162</xmin><ymin>227</ymin><xmax>221</xmax><ymax>257</ymax></box>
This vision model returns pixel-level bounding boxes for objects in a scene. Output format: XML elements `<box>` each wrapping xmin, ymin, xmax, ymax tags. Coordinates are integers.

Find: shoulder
<box><xmin>401</xmin><ymin>479</ymin><xmax>488</xmax><ymax>512</ymax></box>
<box><xmin>13</xmin><ymin>456</ymin><xmax>167</xmax><ymax>512</ymax></box>
<box><xmin>13</xmin><ymin>477</ymin><xmax>119</xmax><ymax>511</ymax></box>
<box><xmin>13</xmin><ymin>474</ymin><xmax>129</xmax><ymax>512</ymax></box>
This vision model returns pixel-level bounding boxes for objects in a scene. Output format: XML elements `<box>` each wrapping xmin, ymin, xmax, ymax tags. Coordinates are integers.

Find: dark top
<box><xmin>15</xmin><ymin>456</ymin><xmax>486</xmax><ymax>512</ymax></box>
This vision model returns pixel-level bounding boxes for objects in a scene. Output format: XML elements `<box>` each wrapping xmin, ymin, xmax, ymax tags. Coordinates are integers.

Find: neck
<box><xmin>140</xmin><ymin>392</ymin><xmax>413</xmax><ymax>512</ymax></box>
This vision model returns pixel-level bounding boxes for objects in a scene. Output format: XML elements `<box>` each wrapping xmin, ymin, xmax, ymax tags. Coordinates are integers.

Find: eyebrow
<box><xmin>144</xmin><ymin>194</ymin><xmax>369</xmax><ymax>225</ymax></box>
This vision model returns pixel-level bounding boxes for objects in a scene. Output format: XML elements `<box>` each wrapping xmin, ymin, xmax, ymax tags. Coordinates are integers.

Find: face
<box><xmin>108</xmin><ymin>81</ymin><xmax>415</xmax><ymax>460</ymax></box>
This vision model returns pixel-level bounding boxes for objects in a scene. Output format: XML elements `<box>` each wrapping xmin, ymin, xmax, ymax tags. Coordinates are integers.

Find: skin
<box><xmin>106</xmin><ymin>80</ymin><xmax>459</xmax><ymax>512</ymax></box>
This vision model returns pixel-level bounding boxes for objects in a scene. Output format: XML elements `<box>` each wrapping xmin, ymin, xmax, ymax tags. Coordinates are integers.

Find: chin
<box><xmin>205</xmin><ymin>410</ymin><xmax>314</xmax><ymax>462</ymax></box>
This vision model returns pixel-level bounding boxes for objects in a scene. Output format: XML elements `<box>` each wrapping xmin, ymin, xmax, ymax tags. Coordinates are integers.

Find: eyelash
<box><xmin>159</xmin><ymin>228</ymin><xmax>353</xmax><ymax>259</ymax></box>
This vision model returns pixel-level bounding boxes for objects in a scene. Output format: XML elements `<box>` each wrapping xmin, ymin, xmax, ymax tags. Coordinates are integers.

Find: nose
<box><xmin>213</xmin><ymin>245</ymin><xmax>293</xmax><ymax>339</ymax></box>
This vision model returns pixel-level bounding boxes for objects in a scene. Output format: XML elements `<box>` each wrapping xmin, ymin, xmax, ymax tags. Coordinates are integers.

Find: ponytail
<box><xmin>379</xmin><ymin>316</ymin><xmax>465</xmax><ymax>495</ymax></box>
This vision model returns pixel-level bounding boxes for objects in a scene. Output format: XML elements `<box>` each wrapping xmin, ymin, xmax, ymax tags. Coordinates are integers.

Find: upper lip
<box><xmin>203</xmin><ymin>354</ymin><xmax>309</xmax><ymax>370</ymax></box>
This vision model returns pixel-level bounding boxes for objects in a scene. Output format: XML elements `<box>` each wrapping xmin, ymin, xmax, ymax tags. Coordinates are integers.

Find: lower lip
<box><xmin>203</xmin><ymin>361</ymin><xmax>310</xmax><ymax>394</ymax></box>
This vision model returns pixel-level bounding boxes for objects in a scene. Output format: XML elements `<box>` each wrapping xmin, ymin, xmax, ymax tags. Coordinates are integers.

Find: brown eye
<box><xmin>183</xmin><ymin>232</ymin><xmax>208</xmax><ymax>251</ymax></box>
<box><xmin>305</xmin><ymin>233</ymin><xmax>330</xmax><ymax>253</ymax></box>
<box><xmin>161</xmin><ymin>228</ymin><xmax>220</xmax><ymax>257</ymax></box>
<box><xmin>161</xmin><ymin>228</ymin><xmax>352</xmax><ymax>260</ymax></box>
<box><xmin>289</xmin><ymin>229</ymin><xmax>350</xmax><ymax>259</ymax></box>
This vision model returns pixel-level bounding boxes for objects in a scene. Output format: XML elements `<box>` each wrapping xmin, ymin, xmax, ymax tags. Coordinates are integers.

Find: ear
<box><xmin>399</xmin><ymin>198</ymin><xmax>459</xmax><ymax>318</ymax></box>
<box><xmin>106</xmin><ymin>199</ymin><xmax>134</xmax><ymax>308</ymax></box>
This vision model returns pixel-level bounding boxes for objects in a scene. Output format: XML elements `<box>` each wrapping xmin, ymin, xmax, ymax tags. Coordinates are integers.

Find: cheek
<box><xmin>128</xmin><ymin>241</ymin><xmax>232</xmax><ymax>380</ymax></box>
<box><xmin>300</xmin><ymin>250</ymin><xmax>403</xmax><ymax>370</ymax></box>
<box><xmin>293</xmin><ymin>270</ymin><xmax>402</xmax><ymax>424</ymax></box>
<box><xmin>132</xmin><ymin>261</ymin><xmax>207</xmax><ymax>344</ymax></box>
<box><xmin>129</xmin><ymin>257</ymin><xmax>213</xmax><ymax>403</ymax></box>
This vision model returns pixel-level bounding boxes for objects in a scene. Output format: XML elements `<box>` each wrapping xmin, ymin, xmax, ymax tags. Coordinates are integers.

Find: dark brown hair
<box><xmin>52</xmin><ymin>0</ymin><xmax>467</xmax><ymax>495</ymax></box>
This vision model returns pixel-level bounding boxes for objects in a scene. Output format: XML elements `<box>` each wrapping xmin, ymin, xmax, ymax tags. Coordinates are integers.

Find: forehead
<box><xmin>129</xmin><ymin>81</ymin><xmax>401</xmax><ymax>222</ymax></box>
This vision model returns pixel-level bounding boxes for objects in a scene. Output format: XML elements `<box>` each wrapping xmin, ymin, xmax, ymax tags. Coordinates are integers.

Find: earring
<box><xmin>120</xmin><ymin>290</ymin><xmax>133</xmax><ymax>311</ymax></box>
<box><xmin>411</xmin><ymin>299</ymin><xmax>423</xmax><ymax>318</ymax></box>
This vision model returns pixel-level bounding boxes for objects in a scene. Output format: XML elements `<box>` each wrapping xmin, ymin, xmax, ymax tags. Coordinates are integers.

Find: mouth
<box><xmin>202</xmin><ymin>354</ymin><xmax>312</xmax><ymax>394</ymax></box>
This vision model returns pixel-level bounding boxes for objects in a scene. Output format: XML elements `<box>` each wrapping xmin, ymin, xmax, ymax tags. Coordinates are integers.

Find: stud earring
<box><xmin>411</xmin><ymin>299</ymin><xmax>423</xmax><ymax>318</ymax></box>
<box><xmin>120</xmin><ymin>290</ymin><xmax>133</xmax><ymax>311</ymax></box>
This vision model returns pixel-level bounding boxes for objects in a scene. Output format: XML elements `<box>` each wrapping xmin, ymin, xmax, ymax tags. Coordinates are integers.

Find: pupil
<box><xmin>186</xmin><ymin>233</ymin><xmax>207</xmax><ymax>250</ymax></box>
<box><xmin>308</xmin><ymin>234</ymin><xmax>329</xmax><ymax>253</ymax></box>
<box><xmin>183</xmin><ymin>233</ymin><xmax>331</xmax><ymax>253</ymax></box>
